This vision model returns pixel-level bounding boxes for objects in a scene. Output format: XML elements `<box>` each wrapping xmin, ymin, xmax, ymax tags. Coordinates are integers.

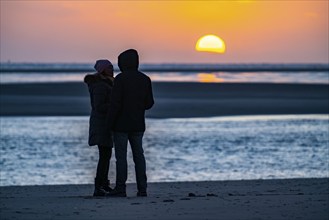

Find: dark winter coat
<box><xmin>108</xmin><ymin>49</ymin><xmax>154</xmax><ymax>132</ymax></box>
<box><xmin>84</xmin><ymin>73</ymin><xmax>113</xmax><ymax>146</ymax></box>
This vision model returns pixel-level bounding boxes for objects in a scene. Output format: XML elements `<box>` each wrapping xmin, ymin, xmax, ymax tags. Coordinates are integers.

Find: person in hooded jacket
<box><xmin>84</xmin><ymin>59</ymin><xmax>114</xmax><ymax>196</ymax></box>
<box><xmin>108</xmin><ymin>49</ymin><xmax>154</xmax><ymax>197</ymax></box>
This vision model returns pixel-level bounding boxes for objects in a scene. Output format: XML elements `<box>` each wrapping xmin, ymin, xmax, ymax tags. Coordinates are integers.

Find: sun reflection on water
<box><xmin>197</xmin><ymin>73</ymin><xmax>224</xmax><ymax>83</ymax></box>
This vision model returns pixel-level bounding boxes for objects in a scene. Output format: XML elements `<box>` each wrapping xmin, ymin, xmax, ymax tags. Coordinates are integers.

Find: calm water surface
<box><xmin>1</xmin><ymin>71</ymin><xmax>328</xmax><ymax>84</ymax></box>
<box><xmin>1</xmin><ymin>63</ymin><xmax>328</xmax><ymax>84</ymax></box>
<box><xmin>0</xmin><ymin>115</ymin><xmax>328</xmax><ymax>186</ymax></box>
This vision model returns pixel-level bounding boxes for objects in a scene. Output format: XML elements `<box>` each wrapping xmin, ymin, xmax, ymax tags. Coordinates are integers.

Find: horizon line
<box><xmin>1</xmin><ymin>63</ymin><xmax>328</xmax><ymax>73</ymax></box>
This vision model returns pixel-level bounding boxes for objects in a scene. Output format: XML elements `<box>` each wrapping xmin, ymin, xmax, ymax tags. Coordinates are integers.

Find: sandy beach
<box><xmin>1</xmin><ymin>178</ymin><xmax>328</xmax><ymax>220</ymax></box>
<box><xmin>0</xmin><ymin>82</ymin><xmax>328</xmax><ymax>117</ymax></box>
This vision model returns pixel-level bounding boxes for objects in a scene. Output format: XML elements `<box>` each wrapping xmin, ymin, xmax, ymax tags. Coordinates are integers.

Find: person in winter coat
<box><xmin>107</xmin><ymin>49</ymin><xmax>154</xmax><ymax>197</ymax></box>
<box><xmin>84</xmin><ymin>59</ymin><xmax>114</xmax><ymax>196</ymax></box>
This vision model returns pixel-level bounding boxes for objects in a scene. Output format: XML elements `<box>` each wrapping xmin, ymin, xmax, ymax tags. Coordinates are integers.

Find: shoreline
<box><xmin>1</xmin><ymin>82</ymin><xmax>328</xmax><ymax>117</ymax></box>
<box><xmin>1</xmin><ymin>178</ymin><xmax>328</xmax><ymax>220</ymax></box>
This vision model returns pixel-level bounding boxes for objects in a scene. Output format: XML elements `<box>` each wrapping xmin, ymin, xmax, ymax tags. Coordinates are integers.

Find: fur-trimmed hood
<box><xmin>84</xmin><ymin>73</ymin><xmax>114</xmax><ymax>86</ymax></box>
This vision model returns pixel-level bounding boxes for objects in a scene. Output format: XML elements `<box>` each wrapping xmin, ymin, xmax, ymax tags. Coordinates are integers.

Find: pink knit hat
<box><xmin>94</xmin><ymin>59</ymin><xmax>113</xmax><ymax>74</ymax></box>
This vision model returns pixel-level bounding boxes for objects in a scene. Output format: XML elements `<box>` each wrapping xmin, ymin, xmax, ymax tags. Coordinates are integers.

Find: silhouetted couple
<box><xmin>84</xmin><ymin>49</ymin><xmax>154</xmax><ymax>197</ymax></box>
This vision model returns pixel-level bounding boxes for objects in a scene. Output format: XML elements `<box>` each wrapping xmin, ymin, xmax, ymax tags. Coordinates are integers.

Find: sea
<box><xmin>1</xmin><ymin>62</ymin><xmax>329</xmax><ymax>84</ymax></box>
<box><xmin>0</xmin><ymin>63</ymin><xmax>328</xmax><ymax>186</ymax></box>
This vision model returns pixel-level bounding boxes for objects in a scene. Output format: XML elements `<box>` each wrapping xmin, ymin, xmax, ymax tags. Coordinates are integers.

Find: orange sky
<box><xmin>0</xmin><ymin>1</ymin><xmax>328</xmax><ymax>63</ymax></box>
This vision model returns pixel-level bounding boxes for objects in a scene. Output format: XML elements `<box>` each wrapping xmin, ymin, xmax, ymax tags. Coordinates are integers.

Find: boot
<box><xmin>93</xmin><ymin>178</ymin><xmax>109</xmax><ymax>197</ymax></box>
<box><xmin>137</xmin><ymin>191</ymin><xmax>147</xmax><ymax>197</ymax></box>
<box><xmin>107</xmin><ymin>186</ymin><xmax>127</xmax><ymax>197</ymax></box>
<box><xmin>102</xmin><ymin>179</ymin><xmax>113</xmax><ymax>193</ymax></box>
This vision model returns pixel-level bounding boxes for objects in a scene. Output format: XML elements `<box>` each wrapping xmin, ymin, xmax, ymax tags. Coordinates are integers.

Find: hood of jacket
<box><xmin>118</xmin><ymin>49</ymin><xmax>139</xmax><ymax>71</ymax></box>
<box><xmin>84</xmin><ymin>73</ymin><xmax>113</xmax><ymax>86</ymax></box>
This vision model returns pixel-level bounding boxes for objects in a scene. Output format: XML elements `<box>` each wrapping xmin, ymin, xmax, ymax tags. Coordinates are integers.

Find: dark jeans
<box><xmin>96</xmin><ymin>145</ymin><xmax>112</xmax><ymax>181</ymax></box>
<box><xmin>114</xmin><ymin>132</ymin><xmax>147</xmax><ymax>192</ymax></box>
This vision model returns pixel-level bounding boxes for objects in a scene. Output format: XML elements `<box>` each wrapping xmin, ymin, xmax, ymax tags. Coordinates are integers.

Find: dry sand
<box><xmin>0</xmin><ymin>82</ymin><xmax>328</xmax><ymax>117</ymax></box>
<box><xmin>1</xmin><ymin>178</ymin><xmax>328</xmax><ymax>220</ymax></box>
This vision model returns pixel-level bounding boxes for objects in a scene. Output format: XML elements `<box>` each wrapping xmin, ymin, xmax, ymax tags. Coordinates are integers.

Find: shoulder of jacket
<box><xmin>143</xmin><ymin>73</ymin><xmax>152</xmax><ymax>82</ymax></box>
<box><xmin>115</xmin><ymin>73</ymin><xmax>123</xmax><ymax>78</ymax></box>
<box><xmin>84</xmin><ymin>73</ymin><xmax>100</xmax><ymax>84</ymax></box>
<box><xmin>114</xmin><ymin>73</ymin><xmax>125</xmax><ymax>83</ymax></box>
<box><xmin>137</xmin><ymin>71</ymin><xmax>150</xmax><ymax>79</ymax></box>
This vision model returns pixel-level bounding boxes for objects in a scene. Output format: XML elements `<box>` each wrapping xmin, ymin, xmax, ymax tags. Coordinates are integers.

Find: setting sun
<box><xmin>195</xmin><ymin>34</ymin><xmax>226</xmax><ymax>53</ymax></box>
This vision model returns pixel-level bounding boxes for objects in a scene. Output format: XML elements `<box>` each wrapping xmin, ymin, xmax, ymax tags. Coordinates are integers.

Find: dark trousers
<box><xmin>96</xmin><ymin>145</ymin><xmax>112</xmax><ymax>181</ymax></box>
<box><xmin>114</xmin><ymin>132</ymin><xmax>147</xmax><ymax>192</ymax></box>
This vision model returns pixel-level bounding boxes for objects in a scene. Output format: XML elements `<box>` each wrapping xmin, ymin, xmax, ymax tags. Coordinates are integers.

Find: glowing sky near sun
<box><xmin>0</xmin><ymin>1</ymin><xmax>328</xmax><ymax>63</ymax></box>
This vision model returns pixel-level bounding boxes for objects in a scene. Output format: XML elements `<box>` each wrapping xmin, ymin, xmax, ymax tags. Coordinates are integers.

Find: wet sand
<box><xmin>0</xmin><ymin>82</ymin><xmax>328</xmax><ymax>117</ymax></box>
<box><xmin>1</xmin><ymin>178</ymin><xmax>328</xmax><ymax>220</ymax></box>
